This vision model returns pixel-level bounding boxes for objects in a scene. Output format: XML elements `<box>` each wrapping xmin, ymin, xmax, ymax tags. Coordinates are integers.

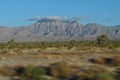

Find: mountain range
<box><xmin>0</xmin><ymin>18</ymin><xmax>120</xmax><ymax>42</ymax></box>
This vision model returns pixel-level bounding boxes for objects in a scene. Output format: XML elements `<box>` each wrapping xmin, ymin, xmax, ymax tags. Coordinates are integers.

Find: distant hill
<box><xmin>0</xmin><ymin>18</ymin><xmax>120</xmax><ymax>42</ymax></box>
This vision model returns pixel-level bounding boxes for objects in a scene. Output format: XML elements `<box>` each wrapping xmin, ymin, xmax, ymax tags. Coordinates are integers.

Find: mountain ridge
<box><xmin>0</xmin><ymin>19</ymin><xmax>120</xmax><ymax>42</ymax></box>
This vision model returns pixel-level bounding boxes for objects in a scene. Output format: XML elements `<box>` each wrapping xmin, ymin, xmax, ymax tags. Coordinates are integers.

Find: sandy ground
<box><xmin>0</xmin><ymin>51</ymin><xmax>118</xmax><ymax>67</ymax></box>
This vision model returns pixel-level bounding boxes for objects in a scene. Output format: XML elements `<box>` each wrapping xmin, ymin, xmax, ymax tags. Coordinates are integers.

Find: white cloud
<box><xmin>28</xmin><ymin>16</ymin><xmax>91</xmax><ymax>23</ymax></box>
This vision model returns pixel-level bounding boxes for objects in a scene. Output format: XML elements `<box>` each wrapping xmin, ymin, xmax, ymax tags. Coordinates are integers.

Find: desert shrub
<box><xmin>93</xmin><ymin>73</ymin><xmax>115</xmax><ymax>80</ymax></box>
<box><xmin>94</xmin><ymin>57</ymin><xmax>105</xmax><ymax>64</ymax></box>
<box><xmin>112</xmin><ymin>56</ymin><xmax>120</xmax><ymax>66</ymax></box>
<box><xmin>49</xmin><ymin>61</ymin><xmax>74</xmax><ymax>78</ymax></box>
<box><xmin>19</xmin><ymin>66</ymin><xmax>46</xmax><ymax>80</ymax></box>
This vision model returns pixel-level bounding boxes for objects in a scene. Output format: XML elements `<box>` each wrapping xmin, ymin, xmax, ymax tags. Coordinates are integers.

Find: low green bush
<box><xmin>19</xmin><ymin>66</ymin><xmax>46</xmax><ymax>80</ymax></box>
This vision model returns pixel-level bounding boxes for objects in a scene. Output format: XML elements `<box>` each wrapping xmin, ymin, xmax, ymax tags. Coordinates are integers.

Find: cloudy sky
<box><xmin>0</xmin><ymin>0</ymin><xmax>120</xmax><ymax>26</ymax></box>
